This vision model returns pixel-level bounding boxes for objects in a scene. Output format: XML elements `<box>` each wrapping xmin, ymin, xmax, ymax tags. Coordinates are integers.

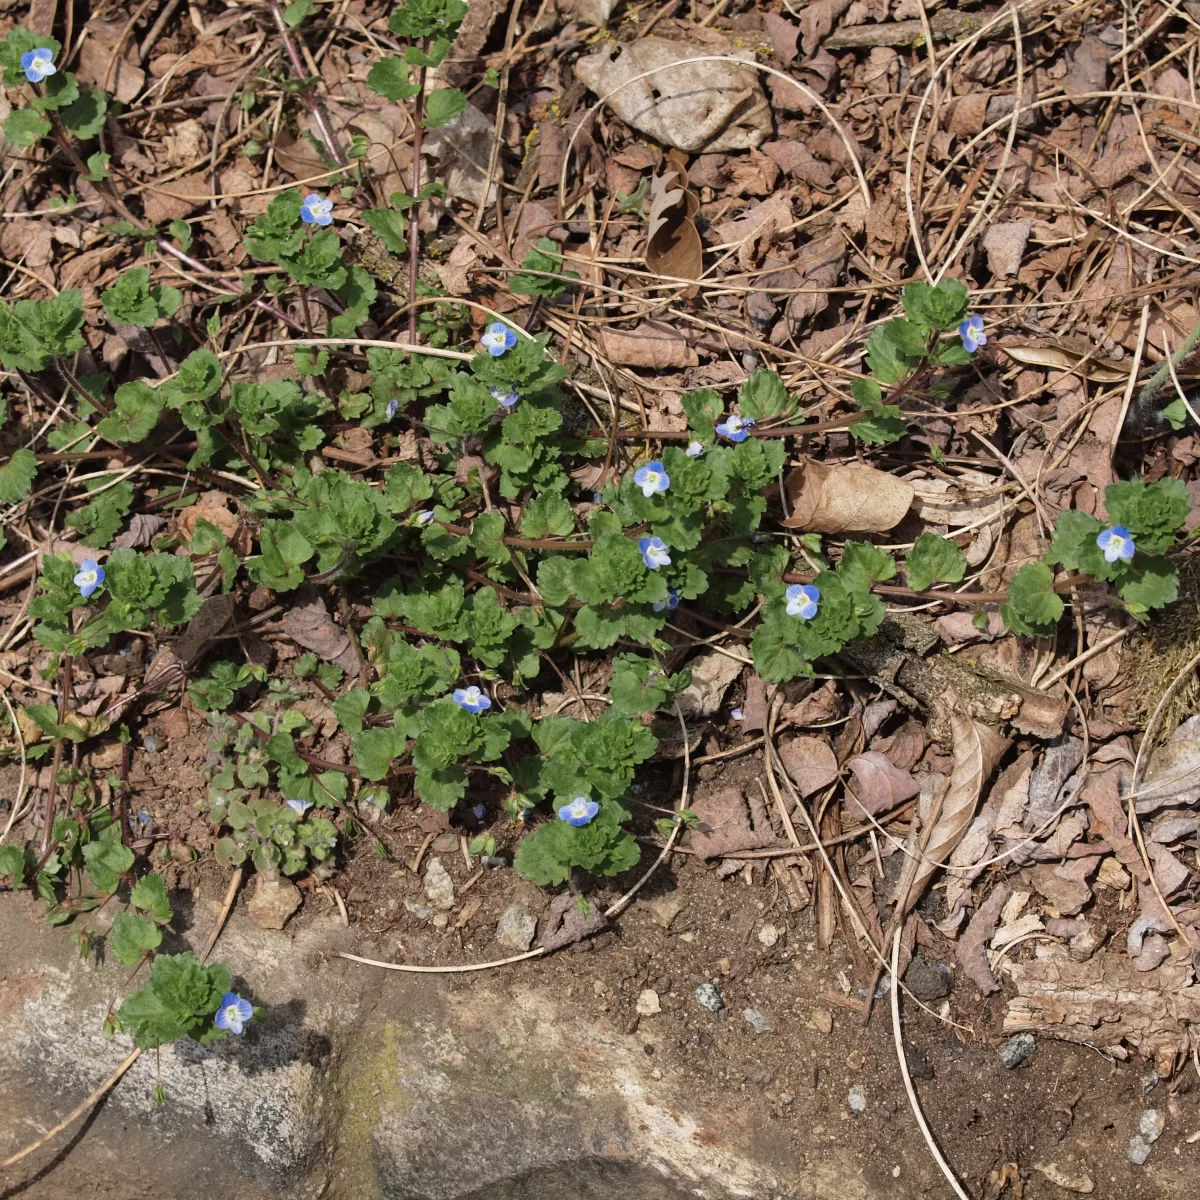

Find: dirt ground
<box><xmin>5</xmin><ymin>717</ymin><xmax>1194</xmax><ymax>1199</ymax></box>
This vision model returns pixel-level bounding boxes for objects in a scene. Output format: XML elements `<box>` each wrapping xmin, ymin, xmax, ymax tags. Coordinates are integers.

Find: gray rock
<box><xmin>847</xmin><ymin>1086</ymin><xmax>867</xmax><ymax>1112</ymax></box>
<box><xmin>694</xmin><ymin>982</ymin><xmax>724</xmax><ymax>1012</ymax></box>
<box><xmin>1138</xmin><ymin>1108</ymin><xmax>1165</xmax><ymax>1142</ymax></box>
<box><xmin>494</xmin><ymin>901</ymin><xmax>537</xmax><ymax>952</ymax></box>
<box><xmin>423</xmin><ymin>856</ymin><xmax>455</xmax><ymax>910</ymax></box>
<box><xmin>405</xmin><ymin>898</ymin><xmax>433</xmax><ymax>920</ymax></box>
<box><xmin>998</xmin><ymin>1032</ymin><xmax>1036</xmax><ymax>1069</ymax></box>
<box><xmin>1128</xmin><ymin>1136</ymin><xmax>1153</xmax><ymax>1166</ymax></box>
<box><xmin>246</xmin><ymin>873</ymin><xmax>302</xmax><ymax>930</ymax></box>
<box><xmin>742</xmin><ymin>1008</ymin><xmax>774</xmax><ymax>1034</ymax></box>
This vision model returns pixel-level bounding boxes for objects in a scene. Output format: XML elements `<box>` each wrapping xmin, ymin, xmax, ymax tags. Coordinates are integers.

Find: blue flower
<box><xmin>639</xmin><ymin>536</ymin><xmax>671</xmax><ymax>570</ymax></box>
<box><xmin>716</xmin><ymin>414</ymin><xmax>755</xmax><ymax>443</ymax></box>
<box><xmin>685</xmin><ymin>440</ymin><xmax>705</xmax><ymax>458</ymax></box>
<box><xmin>214</xmin><ymin>992</ymin><xmax>253</xmax><ymax>1036</ymax></box>
<box><xmin>472</xmin><ymin>804</ymin><xmax>486</xmax><ymax>820</ymax></box>
<box><xmin>480</xmin><ymin>322</ymin><xmax>518</xmax><ymax>357</ymax></box>
<box><xmin>653</xmin><ymin>587</ymin><xmax>679</xmax><ymax>613</ymax></box>
<box><xmin>299</xmin><ymin>192</ymin><xmax>334</xmax><ymax>226</ymax></box>
<box><xmin>489</xmin><ymin>385</ymin><xmax>519</xmax><ymax>408</ymax></box>
<box><xmin>453</xmin><ymin>685</ymin><xmax>491</xmax><ymax>714</ymax></box>
<box><xmin>286</xmin><ymin>799</ymin><xmax>313</xmax><ymax>816</ymax></box>
<box><xmin>633</xmin><ymin>459</ymin><xmax>670</xmax><ymax>498</ymax></box>
<box><xmin>785</xmin><ymin>583</ymin><xmax>820</xmax><ymax>619</ymax></box>
<box><xmin>73</xmin><ymin>558</ymin><xmax>104</xmax><ymax>599</ymax></box>
<box><xmin>730</xmin><ymin>707</ymin><xmax>744</xmax><ymax>721</ymax></box>
<box><xmin>385</xmin><ymin>399</ymin><xmax>399</xmax><ymax>421</ymax></box>
<box><xmin>1096</xmin><ymin>524</ymin><xmax>1136</xmax><ymax>563</ymax></box>
<box><xmin>20</xmin><ymin>47</ymin><xmax>56</xmax><ymax>83</ymax></box>
<box><xmin>416</xmin><ymin>510</ymin><xmax>435</xmax><ymax>524</ymax></box>
<box><xmin>959</xmin><ymin>314</ymin><xmax>987</xmax><ymax>353</ymax></box>
<box><xmin>557</xmin><ymin>796</ymin><xmax>600</xmax><ymax>826</ymax></box>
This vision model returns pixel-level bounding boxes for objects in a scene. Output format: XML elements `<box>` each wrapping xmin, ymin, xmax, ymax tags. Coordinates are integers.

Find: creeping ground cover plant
<box><xmin>0</xmin><ymin>1</ymin><xmax>1195</xmax><ymax>1086</ymax></box>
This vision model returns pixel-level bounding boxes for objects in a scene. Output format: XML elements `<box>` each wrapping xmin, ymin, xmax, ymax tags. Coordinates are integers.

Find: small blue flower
<box><xmin>633</xmin><ymin>459</ymin><xmax>670</xmax><ymax>498</ymax></box>
<box><xmin>685</xmin><ymin>440</ymin><xmax>705</xmax><ymax>458</ymax></box>
<box><xmin>21</xmin><ymin>47</ymin><xmax>56</xmax><ymax>84</ymax></box>
<box><xmin>716</xmin><ymin>414</ymin><xmax>755</xmax><ymax>443</ymax></box>
<box><xmin>286</xmin><ymin>799</ymin><xmax>313</xmax><ymax>816</ymax></box>
<box><xmin>489</xmin><ymin>385</ymin><xmax>519</xmax><ymax>408</ymax></box>
<box><xmin>1096</xmin><ymin>524</ymin><xmax>1136</xmax><ymax>563</ymax></box>
<box><xmin>385</xmin><ymin>399</ymin><xmax>399</xmax><ymax>421</ymax></box>
<box><xmin>299</xmin><ymin>192</ymin><xmax>334</xmax><ymax>226</ymax></box>
<box><xmin>785</xmin><ymin>583</ymin><xmax>820</xmax><ymax>619</ymax></box>
<box><xmin>416</xmin><ymin>510</ymin><xmax>435</xmax><ymax>525</ymax></box>
<box><xmin>959</xmin><ymin>314</ymin><xmax>987</xmax><ymax>354</ymax></box>
<box><xmin>73</xmin><ymin>558</ymin><xmax>104</xmax><ymax>599</ymax></box>
<box><xmin>453</xmin><ymin>685</ymin><xmax>491</xmax><ymax>715</ymax></box>
<box><xmin>730</xmin><ymin>707</ymin><xmax>744</xmax><ymax>721</ymax></box>
<box><xmin>653</xmin><ymin>587</ymin><xmax>679</xmax><ymax>613</ymax></box>
<box><xmin>472</xmin><ymin>804</ymin><xmax>486</xmax><ymax>820</ymax></box>
<box><xmin>480</xmin><ymin>322</ymin><xmax>518</xmax><ymax>357</ymax></box>
<box><xmin>639</xmin><ymin>536</ymin><xmax>671</xmax><ymax>570</ymax></box>
<box><xmin>214</xmin><ymin>992</ymin><xmax>253</xmax><ymax>1035</ymax></box>
<box><xmin>557</xmin><ymin>796</ymin><xmax>600</xmax><ymax>826</ymax></box>
<box><xmin>592</xmin><ymin>492</ymin><xmax>604</xmax><ymax>504</ymax></box>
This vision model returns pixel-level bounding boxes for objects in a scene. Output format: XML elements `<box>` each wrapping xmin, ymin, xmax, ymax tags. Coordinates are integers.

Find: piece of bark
<box><xmin>539</xmin><ymin>891</ymin><xmax>609</xmax><ymax>952</ymax></box>
<box><xmin>824</xmin><ymin>7</ymin><xmax>1006</xmax><ymax>49</ymax></box>
<box><xmin>957</xmin><ymin>882</ymin><xmax>1011</xmax><ymax>995</ymax></box>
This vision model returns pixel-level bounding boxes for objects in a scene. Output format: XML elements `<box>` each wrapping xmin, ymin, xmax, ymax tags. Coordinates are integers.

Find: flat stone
<box><xmin>694</xmin><ymin>982</ymin><xmax>724</xmax><ymax>1012</ymax></box>
<box><xmin>641</xmin><ymin>894</ymin><xmax>685</xmax><ymax>930</ymax></box>
<box><xmin>847</xmin><ymin>1086</ymin><xmax>867</xmax><ymax>1112</ymax></box>
<box><xmin>423</xmin><ymin>856</ymin><xmax>455</xmax><ymax>910</ymax></box>
<box><xmin>495</xmin><ymin>901</ymin><xmax>537</xmax><ymax>952</ymax></box>
<box><xmin>246</xmin><ymin>874</ymin><xmax>301</xmax><ymax>930</ymax></box>
<box><xmin>405</xmin><ymin>898</ymin><xmax>433</xmax><ymax>920</ymax></box>
<box><xmin>1128</xmin><ymin>1136</ymin><xmax>1153</xmax><ymax>1166</ymax></box>
<box><xmin>742</xmin><ymin>1008</ymin><xmax>773</xmax><ymax>1034</ymax></box>
<box><xmin>1138</xmin><ymin>1108</ymin><xmax>1165</xmax><ymax>1143</ymax></box>
<box><xmin>757</xmin><ymin>923</ymin><xmax>780</xmax><ymax>947</ymax></box>
<box><xmin>636</xmin><ymin>989</ymin><xmax>662</xmax><ymax>1016</ymax></box>
<box><xmin>998</xmin><ymin>1032</ymin><xmax>1036</xmax><ymax>1069</ymax></box>
<box><xmin>432</xmin><ymin>831</ymin><xmax>459</xmax><ymax>853</ymax></box>
<box><xmin>1034</xmin><ymin>1161</ymin><xmax>1095</xmax><ymax>1192</ymax></box>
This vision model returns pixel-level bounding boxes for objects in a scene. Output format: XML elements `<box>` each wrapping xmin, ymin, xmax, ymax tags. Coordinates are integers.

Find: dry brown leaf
<box><xmin>957</xmin><ymin>882</ymin><xmax>1011</xmax><ymax>994</ymax></box>
<box><xmin>778</xmin><ymin>736</ymin><xmax>839</xmax><ymax>797</ymax></box>
<box><xmin>1137</xmin><ymin>726</ymin><xmax>1200</xmax><ymax>813</ymax></box>
<box><xmin>539</xmin><ymin>890</ymin><xmax>609</xmax><ymax>951</ymax></box>
<box><xmin>645</xmin><ymin>153</ymin><xmax>702</xmax><ymax>286</ymax></box>
<box><xmin>710</xmin><ymin>193</ymin><xmax>793</xmax><ymax>271</ymax></box>
<box><xmin>1000</xmin><ymin>344</ymin><xmax>1128</xmax><ymax>383</ymax></box>
<box><xmin>593</xmin><ymin>322</ymin><xmax>698</xmax><ymax>369</ymax></box>
<box><xmin>687</xmin><ymin>788</ymin><xmax>783</xmax><ymax>859</ymax></box>
<box><xmin>1027</xmin><ymin>864</ymin><xmax>1091</xmax><ymax>916</ymax></box>
<box><xmin>112</xmin><ymin>514</ymin><xmax>165</xmax><ymax>549</ymax></box>
<box><xmin>981</xmin><ymin>221</ymin><xmax>1031</xmax><ymax>278</ymax></box>
<box><xmin>782</xmin><ymin>459</ymin><xmax>914</xmax><ymax>533</ymax></box>
<box><xmin>844</xmin><ymin>751</ymin><xmax>920</xmax><ymax>817</ymax></box>
<box><xmin>281</xmin><ymin>589</ymin><xmax>360</xmax><ymax>675</ymax></box>
<box><xmin>77</xmin><ymin>17</ymin><xmax>146</xmax><ymax>104</ymax></box>
<box><xmin>675</xmin><ymin>650</ymin><xmax>743</xmax><ymax>717</ymax></box>
<box><xmin>799</xmin><ymin>0</ymin><xmax>853</xmax><ymax>54</ymax></box>
<box><xmin>574</xmin><ymin>40</ymin><xmax>771</xmax><ymax>153</ymax></box>
<box><xmin>177</xmin><ymin>503</ymin><xmax>239</xmax><ymax>543</ymax></box>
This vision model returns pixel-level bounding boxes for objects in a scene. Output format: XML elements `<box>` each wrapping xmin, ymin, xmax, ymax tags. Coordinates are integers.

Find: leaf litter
<box><xmin>1</xmin><ymin>0</ymin><xmax>1200</xmax><ymax>1193</ymax></box>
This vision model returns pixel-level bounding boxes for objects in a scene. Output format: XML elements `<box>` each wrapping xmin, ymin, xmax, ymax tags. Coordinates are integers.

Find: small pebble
<box><xmin>694</xmin><ymin>982</ymin><xmax>724</xmax><ymax>1012</ymax></box>
<box><xmin>742</xmin><ymin>1008</ymin><xmax>773</xmax><ymax>1034</ymax></box>
<box><xmin>636</xmin><ymin>989</ymin><xmax>661</xmax><ymax>1017</ymax></box>
<box><xmin>806</xmin><ymin>1008</ymin><xmax>833</xmax><ymax>1034</ymax></box>
<box><xmin>998</xmin><ymin>1032</ymin><xmax>1036</xmax><ymax>1069</ymax></box>
<box><xmin>142</xmin><ymin>734</ymin><xmax>161</xmax><ymax>753</ymax></box>
<box><xmin>404</xmin><ymin>899</ymin><xmax>432</xmax><ymax>920</ymax></box>
<box><xmin>757</xmin><ymin>923</ymin><xmax>780</xmax><ymax>948</ymax></box>
<box><xmin>482</xmin><ymin>856</ymin><xmax>506</xmax><ymax>869</ymax></box>
<box><xmin>1128</xmin><ymin>1137</ymin><xmax>1153</xmax><ymax>1166</ymax></box>
<box><xmin>847</xmin><ymin>1086</ymin><xmax>867</xmax><ymax>1113</ymax></box>
<box><xmin>1139</xmin><ymin>1109</ymin><xmax>1165</xmax><ymax>1143</ymax></box>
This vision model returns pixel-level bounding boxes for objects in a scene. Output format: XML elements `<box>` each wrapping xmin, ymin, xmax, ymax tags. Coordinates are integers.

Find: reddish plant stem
<box><xmin>407</xmin><ymin>41</ymin><xmax>430</xmax><ymax>344</ymax></box>
<box><xmin>39</xmin><ymin>655</ymin><xmax>71</xmax><ymax>853</ymax></box>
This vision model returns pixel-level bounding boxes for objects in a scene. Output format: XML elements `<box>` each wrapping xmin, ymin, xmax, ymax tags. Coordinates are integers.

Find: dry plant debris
<box><xmin>2</xmin><ymin>0</ymin><xmax>1200</xmax><ymax>1191</ymax></box>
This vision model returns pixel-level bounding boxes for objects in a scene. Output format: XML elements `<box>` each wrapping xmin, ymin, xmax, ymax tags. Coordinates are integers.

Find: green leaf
<box><xmin>116</xmin><ymin>952</ymin><xmax>232</xmax><ymax>1049</ymax></box>
<box><xmin>102</xmin><ymin>267</ymin><xmax>182</xmax><ymax>328</ymax></box>
<box><xmin>61</xmin><ymin>89</ymin><xmax>107</xmax><ymax>139</ymax></box>
<box><xmin>838</xmin><ymin>541</ymin><xmax>896</xmax><ymax>594</ymax></box>
<box><xmin>96</xmin><ymin>381</ymin><xmax>165</xmax><ymax>445</ymax></box>
<box><xmin>283</xmin><ymin>0</ymin><xmax>316</xmax><ymax>26</ymax></box>
<box><xmin>508</xmin><ymin>238</ymin><xmax>579</xmax><ymax>299</ymax></box>
<box><xmin>1105</xmin><ymin>478</ymin><xmax>1190</xmax><ymax>551</ymax></box>
<box><xmin>901</xmin><ymin>279</ymin><xmax>969</xmax><ymax>333</ymax></box>
<box><xmin>1117</xmin><ymin>556</ymin><xmax>1179</xmax><ymax>618</ymax></box>
<box><xmin>4</xmin><ymin>108</ymin><xmax>51</xmax><ymax>147</ymax></box>
<box><xmin>681</xmin><ymin>388</ymin><xmax>722</xmax><ymax>433</ymax></box>
<box><xmin>423</xmin><ymin>87</ymin><xmax>468</xmax><ymax>128</ymax></box>
<box><xmin>110</xmin><ymin>911</ymin><xmax>162</xmax><ymax>965</ymax></box>
<box><xmin>32</xmin><ymin>68</ymin><xmax>79</xmax><ymax>113</ymax></box>
<box><xmin>0</xmin><ymin>449</ymin><xmax>37</xmax><ymax>504</ymax></box>
<box><xmin>737</xmin><ymin>368</ymin><xmax>792</xmax><ymax>422</ymax></box>
<box><xmin>0</xmin><ymin>28</ymin><xmax>62</xmax><ymax>87</ymax></box>
<box><xmin>1047</xmin><ymin>509</ymin><xmax>1107</xmax><ymax>576</ymax></box>
<box><xmin>130</xmin><ymin>873</ymin><xmax>173</xmax><ymax>923</ymax></box>
<box><xmin>904</xmin><ymin>533</ymin><xmax>966</xmax><ymax>592</ymax></box>
<box><xmin>85</xmin><ymin>151</ymin><xmax>111</xmax><ymax>181</ymax></box>
<box><xmin>352</xmin><ymin>725</ymin><xmax>407</xmax><ymax>780</ymax></box>
<box><xmin>521</xmin><ymin>492</ymin><xmax>575</xmax><ymax>538</ymax></box>
<box><xmin>0</xmin><ymin>843</ymin><xmax>26</xmax><ymax>882</ymax></box>
<box><xmin>366</xmin><ymin>56</ymin><xmax>419</xmax><ymax>102</ymax></box>
<box><xmin>1000</xmin><ymin>561</ymin><xmax>1063</xmax><ymax>636</ymax></box>
<box><xmin>65</xmin><ymin>478</ymin><xmax>135</xmax><ymax>547</ymax></box>
<box><xmin>864</xmin><ymin>317</ymin><xmax>926</xmax><ymax>384</ymax></box>
<box><xmin>82</xmin><ymin>824</ymin><xmax>135</xmax><ymax>894</ymax></box>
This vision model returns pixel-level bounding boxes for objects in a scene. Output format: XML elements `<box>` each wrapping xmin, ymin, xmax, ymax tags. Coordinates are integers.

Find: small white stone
<box><xmin>423</xmin><ymin>857</ymin><xmax>455</xmax><ymax>911</ymax></box>
<box><xmin>847</xmin><ymin>1086</ymin><xmax>866</xmax><ymax>1113</ymax></box>
<box><xmin>636</xmin><ymin>989</ymin><xmax>661</xmax><ymax>1016</ymax></box>
<box><xmin>757</xmin><ymin>923</ymin><xmax>780</xmax><ymax>947</ymax></box>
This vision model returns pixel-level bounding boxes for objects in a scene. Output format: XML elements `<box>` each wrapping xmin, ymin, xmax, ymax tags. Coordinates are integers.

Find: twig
<box><xmin>407</xmin><ymin>40</ymin><xmax>430</xmax><ymax>344</ymax></box>
<box><xmin>889</xmin><ymin>928</ymin><xmax>971</xmax><ymax>1199</ymax></box>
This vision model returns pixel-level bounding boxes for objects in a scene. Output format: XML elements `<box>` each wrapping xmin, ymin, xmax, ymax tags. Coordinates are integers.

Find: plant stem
<box><xmin>56</xmin><ymin>358</ymin><xmax>112</xmax><ymax>418</ymax></box>
<box><xmin>407</xmin><ymin>40</ymin><xmax>430</xmax><ymax>344</ymax></box>
<box><xmin>1138</xmin><ymin>314</ymin><xmax>1200</xmax><ymax>408</ymax></box>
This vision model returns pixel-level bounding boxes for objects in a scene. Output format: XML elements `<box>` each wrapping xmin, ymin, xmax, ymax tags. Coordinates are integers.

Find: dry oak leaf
<box><xmin>981</xmin><ymin>220</ymin><xmax>1031</xmax><ymax>278</ymax></box>
<box><xmin>799</xmin><ymin>0</ymin><xmax>853</xmax><ymax>54</ymax></box>
<box><xmin>646</xmin><ymin>155</ymin><xmax>702</xmax><ymax>285</ymax></box>
<box><xmin>778</xmin><ymin>736</ymin><xmax>839</xmax><ymax>797</ymax></box>
<box><xmin>711</xmin><ymin>193</ymin><xmax>794</xmax><ymax>271</ymax></box>
<box><xmin>687</xmin><ymin>787</ymin><xmax>783</xmax><ymax>859</ymax></box>
<box><xmin>957</xmin><ymin>882</ymin><xmax>1011</xmax><ymax>995</ymax></box>
<box><xmin>844</xmin><ymin>751</ymin><xmax>920</xmax><ymax>817</ymax></box>
<box><xmin>675</xmin><ymin>650</ymin><xmax>743</xmax><ymax>718</ymax></box>
<box><xmin>573</xmin><ymin>40</ymin><xmax>771</xmax><ymax>153</ymax></box>
<box><xmin>783</xmin><ymin>459</ymin><xmax>914</xmax><ymax>533</ymax></box>
<box><xmin>593</xmin><ymin>322</ymin><xmax>698</xmax><ymax>369</ymax></box>
<box><xmin>282</xmin><ymin>588</ymin><xmax>360</xmax><ymax>676</ymax></box>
